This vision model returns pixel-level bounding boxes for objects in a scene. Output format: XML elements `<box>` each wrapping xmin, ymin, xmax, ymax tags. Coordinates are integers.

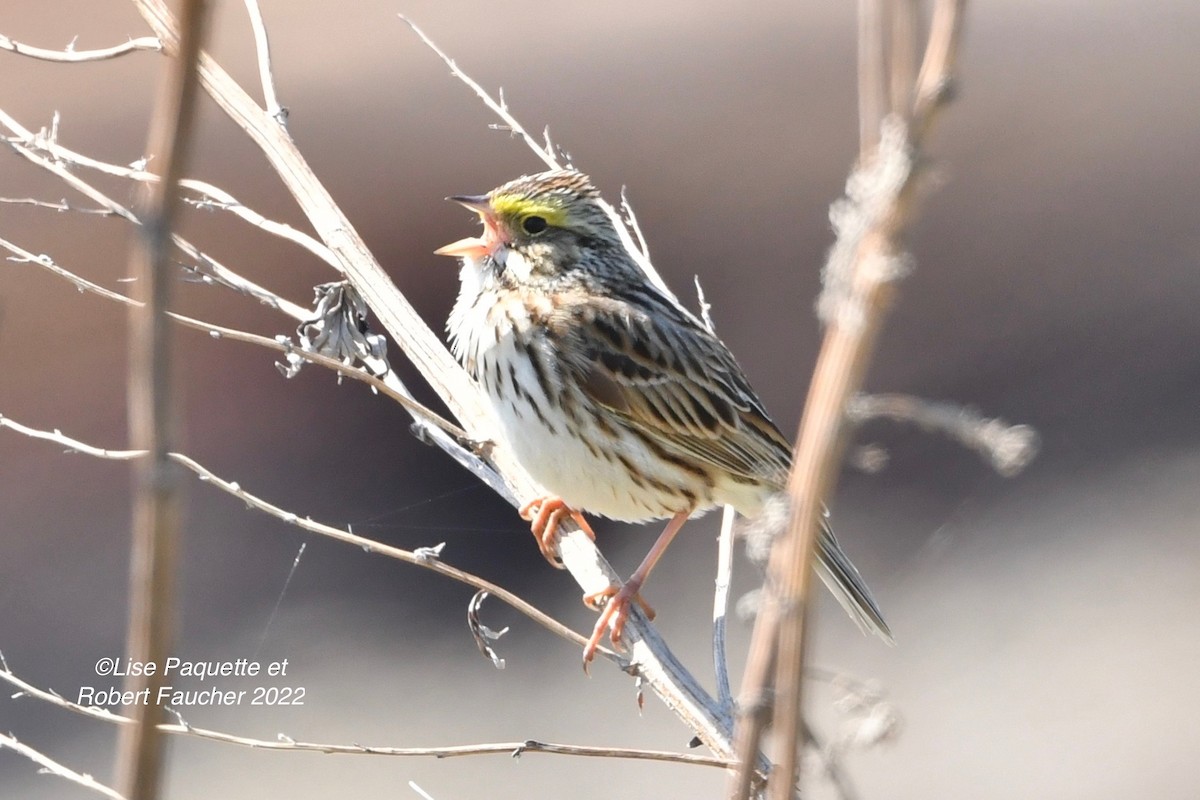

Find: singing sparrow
<box><xmin>437</xmin><ymin>170</ymin><xmax>892</xmax><ymax>663</ymax></box>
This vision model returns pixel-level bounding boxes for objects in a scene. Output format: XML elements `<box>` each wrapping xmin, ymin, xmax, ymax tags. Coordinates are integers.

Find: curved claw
<box><xmin>580</xmin><ymin>584</ymin><xmax>655</xmax><ymax>668</ymax></box>
<box><xmin>519</xmin><ymin>496</ymin><xmax>595</xmax><ymax>568</ymax></box>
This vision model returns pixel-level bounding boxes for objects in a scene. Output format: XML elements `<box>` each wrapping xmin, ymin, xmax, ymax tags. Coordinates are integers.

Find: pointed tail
<box><xmin>814</xmin><ymin>515</ymin><xmax>895</xmax><ymax>644</ymax></box>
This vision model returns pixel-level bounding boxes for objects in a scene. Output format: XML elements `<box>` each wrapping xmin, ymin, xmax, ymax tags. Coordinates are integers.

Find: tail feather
<box><xmin>814</xmin><ymin>516</ymin><xmax>895</xmax><ymax>645</ymax></box>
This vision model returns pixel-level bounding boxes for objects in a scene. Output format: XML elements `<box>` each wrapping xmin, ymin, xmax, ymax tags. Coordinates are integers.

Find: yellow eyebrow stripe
<box><xmin>490</xmin><ymin>194</ymin><xmax>568</xmax><ymax>227</ymax></box>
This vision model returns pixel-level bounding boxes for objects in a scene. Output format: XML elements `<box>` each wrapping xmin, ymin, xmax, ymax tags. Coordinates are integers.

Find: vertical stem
<box><xmin>858</xmin><ymin>0</ymin><xmax>887</xmax><ymax>153</ymax></box>
<box><xmin>733</xmin><ymin>3</ymin><xmax>968</xmax><ymax>797</ymax></box>
<box><xmin>117</xmin><ymin>1</ymin><xmax>210</xmax><ymax>798</ymax></box>
<box><xmin>713</xmin><ymin>503</ymin><xmax>737</xmax><ymax>711</ymax></box>
<box><xmin>890</xmin><ymin>0</ymin><xmax>919</xmax><ymax>119</ymax></box>
<box><xmin>913</xmin><ymin>0</ymin><xmax>967</xmax><ymax>128</ymax></box>
<box><xmin>766</xmin><ymin>275</ymin><xmax>891</xmax><ymax>800</ymax></box>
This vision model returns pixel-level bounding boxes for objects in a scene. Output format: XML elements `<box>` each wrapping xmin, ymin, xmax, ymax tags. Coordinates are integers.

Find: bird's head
<box><xmin>436</xmin><ymin>170</ymin><xmax>622</xmax><ymax>286</ymax></box>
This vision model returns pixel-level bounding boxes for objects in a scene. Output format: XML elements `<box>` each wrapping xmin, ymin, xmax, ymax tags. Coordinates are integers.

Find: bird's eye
<box><xmin>521</xmin><ymin>215</ymin><xmax>548</xmax><ymax>235</ymax></box>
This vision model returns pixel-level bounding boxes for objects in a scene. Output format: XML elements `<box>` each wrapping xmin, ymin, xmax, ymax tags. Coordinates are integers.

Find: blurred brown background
<box><xmin>2</xmin><ymin>1</ymin><xmax>1198</xmax><ymax>798</ymax></box>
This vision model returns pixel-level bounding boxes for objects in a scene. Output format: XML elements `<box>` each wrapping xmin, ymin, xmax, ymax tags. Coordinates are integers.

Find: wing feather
<box><xmin>556</xmin><ymin>292</ymin><xmax>792</xmax><ymax>485</ymax></box>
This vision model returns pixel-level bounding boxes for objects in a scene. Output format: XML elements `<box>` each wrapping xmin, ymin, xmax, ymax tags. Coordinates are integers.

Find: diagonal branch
<box><xmin>0</xmin><ymin>732</ymin><xmax>125</xmax><ymax>800</ymax></box>
<box><xmin>0</xmin><ymin>32</ymin><xmax>160</xmax><ymax>62</ymax></box>
<box><xmin>0</xmin><ymin>108</ymin><xmax>311</xmax><ymax>318</ymax></box>
<box><xmin>0</xmin><ymin>661</ymin><xmax>728</xmax><ymax>769</ymax></box>
<box><xmin>0</xmin><ymin>413</ymin><xmax>601</xmax><ymax>657</ymax></box>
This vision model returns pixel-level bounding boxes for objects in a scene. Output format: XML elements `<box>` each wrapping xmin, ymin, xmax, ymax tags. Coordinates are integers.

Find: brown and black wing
<box><xmin>561</xmin><ymin>290</ymin><xmax>793</xmax><ymax>488</ymax></box>
<box><xmin>554</xmin><ymin>287</ymin><xmax>893</xmax><ymax>643</ymax></box>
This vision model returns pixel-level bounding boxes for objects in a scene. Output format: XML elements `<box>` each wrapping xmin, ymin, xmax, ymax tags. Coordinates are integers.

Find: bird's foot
<box><xmin>580</xmin><ymin>583</ymin><xmax>655</xmax><ymax>668</ymax></box>
<box><xmin>519</xmin><ymin>496</ymin><xmax>595</xmax><ymax>568</ymax></box>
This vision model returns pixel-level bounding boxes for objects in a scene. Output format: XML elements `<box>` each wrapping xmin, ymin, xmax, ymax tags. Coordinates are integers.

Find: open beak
<box><xmin>435</xmin><ymin>194</ymin><xmax>500</xmax><ymax>259</ymax></box>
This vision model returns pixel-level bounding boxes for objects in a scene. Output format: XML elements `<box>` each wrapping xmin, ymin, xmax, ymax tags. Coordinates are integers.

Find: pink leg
<box><xmin>582</xmin><ymin>509</ymin><xmax>690</xmax><ymax>666</ymax></box>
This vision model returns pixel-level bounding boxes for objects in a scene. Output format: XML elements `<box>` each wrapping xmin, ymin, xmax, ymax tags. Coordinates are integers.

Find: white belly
<box><xmin>451</xmin><ymin>278</ymin><xmax>768</xmax><ymax>522</ymax></box>
<box><xmin>479</xmin><ymin>330</ymin><xmax>681</xmax><ymax>521</ymax></box>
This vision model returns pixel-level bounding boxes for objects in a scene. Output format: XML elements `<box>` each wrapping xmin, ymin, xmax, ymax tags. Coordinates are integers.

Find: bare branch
<box><xmin>0</xmin><ymin>731</ymin><xmax>125</xmax><ymax>800</ymax></box>
<box><xmin>2</xmin><ymin>236</ymin><xmax>137</xmax><ymax>306</ymax></box>
<box><xmin>694</xmin><ymin>282</ymin><xmax>735</xmax><ymax>712</ymax></box>
<box><xmin>913</xmin><ymin>0</ymin><xmax>966</xmax><ymax>130</ymax></box>
<box><xmin>409</xmin><ymin>782</ymin><xmax>436</xmax><ymax>800</ymax></box>
<box><xmin>712</xmin><ymin>503</ymin><xmax>737</xmax><ymax>711</ymax></box>
<box><xmin>0</xmin><ymin>661</ymin><xmax>730</xmax><ymax>770</ymax></box>
<box><xmin>0</xmin><ymin>108</ymin><xmax>311</xmax><ymax>318</ymax></box>
<box><xmin>179</xmin><ymin>180</ymin><xmax>336</xmax><ymax>268</ymax></box>
<box><xmin>847</xmin><ymin>393</ymin><xmax>1040</xmax><ymax>476</ymax></box>
<box><xmin>0</xmin><ymin>196</ymin><xmax>116</xmax><ymax>215</ymax></box>
<box><xmin>397</xmin><ymin>17</ymin><xmax>558</xmax><ymax>169</ymax></box>
<box><xmin>0</xmin><ymin>32</ymin><xmax>160</xmax><ymax>62</ymax></box>
<box><xmin>0</xmin><ymin>414</ymin><xmax>604</xmax><ymax>658</ymax></box>
<box><xmin>241</xmin><ymin>0</ymin><xmax>288</xmax><ymax>127</ymax></box>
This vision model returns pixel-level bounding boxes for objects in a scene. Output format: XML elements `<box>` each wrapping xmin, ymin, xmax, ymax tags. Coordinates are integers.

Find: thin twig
<box><xmin>0</xmin><ymin>108</ymin><xmax>311</xmax><ymax>318</ymax></box>
<box><xmin>0</xmin><ymin>32</ymin><xmax>160</xmax><ymax>62</ymax></box>
<box><xmin>241</xmin><ymin>0</ymin><xmax>288</xmax><ymax>127</ymax></box>
<box><xmin>695</xmin><ymin>279</ymin><xmax>735</xmax><ymax>712</ymax></box>
<box><xmin>397</xmin><ymin>17</ymin><xmax>558</xmax><ymax>169</ymax></box>
<box><xmin>179</xmin><ymin>180</ymin><xmax>335</xmax><ymax>267</ymax></box>
<box><xmin>1</xmin><ymin>111</ymin><xmax>337</xmax><ymax>270</ymax></box>
<box><xmin>0</xmin><ymin>662</ymin><xmax>729</xmax><ymax>769</ymax></box>
<box><xmin>2</xmin><ymin>236</ymin><xmax>138</xmax><ymax>305</ymax></box>
<box><xmin>847</xmin><ymin>393</ymin><xmax>1039</xmax><ymax>476</ymax></box>
<box><xmin>0</xmin><ymin>732</ymin><xmax>125</xmax><ymax>800</ymax></box>
<box><xmin>913</xmin><ymin>0</ymin><xmax>966</xmax><ymax>130</ymax></box>
<box><xmin>409</xmin><ymin>782</ymin><xmax>436</xmax><ymax>800</ymax></box>
<box><xmin>713</xmin><ymin>503</ymin><xmax>737</xmax><ymax>711</ymax></box>
<box><xmin>0</xmin><ymin>413</ymin><xmax>604</xmax><ymax>658</ymax></box>
<box><xmin>0</xmin><ymin>196</ymin><xmax>115</xmax><ymax>215</ymax></box>
<box><xmin>118</xmin><ymin>3</ymin><xmax>209</xmax><ymax>797</ymax></box>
